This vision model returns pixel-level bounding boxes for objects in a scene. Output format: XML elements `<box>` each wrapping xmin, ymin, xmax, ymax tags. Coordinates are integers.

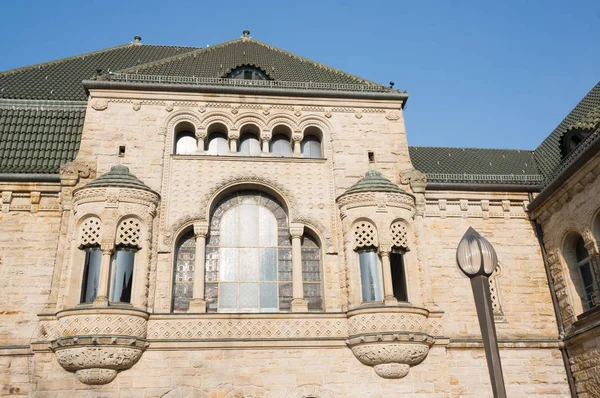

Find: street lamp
<box><xmin>456</xmin><ymin>227</ymin><xmax>507</xmax><ymax>398</ymax></box>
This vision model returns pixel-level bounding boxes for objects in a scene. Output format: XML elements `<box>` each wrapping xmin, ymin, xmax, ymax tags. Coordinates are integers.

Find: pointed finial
<box><xmin>134</xmin><ymin>35</ymin><xmax>142</xmax><ymax>43</ymax></box>
<box><xmin>242</xmin><ymin>29</ymin><xmax>251</xmax><ymax>37</ymax></box>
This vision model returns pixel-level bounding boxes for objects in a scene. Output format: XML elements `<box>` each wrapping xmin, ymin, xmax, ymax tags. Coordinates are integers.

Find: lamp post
<box><xmin>456</xmin><ymin>227</ymin><xmax>507</xmax><ymax>398</ymax></box>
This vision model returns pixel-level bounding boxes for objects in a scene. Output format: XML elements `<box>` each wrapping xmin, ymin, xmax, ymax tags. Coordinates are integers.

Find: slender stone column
<box><xmin>379</xmin><ymin>244</ymin><xmax>397</xmax><ymax>305</ymax></box>
<box><xmin>261</xmin><ymin>132</ymin><xmax>271</xmax><ymax>153</ymax></box>
<box><xmin>189</xmin><ymin>221</ymin><xmax>209</xmax><ymax>312</ymax></box>
<box><xmin>292</xmin><ymin>132</ymin><xmax>302</xmax><ymax>156</ymax></box>
<box><xmin>93</xmin><ymin>242</ymin><xmax>114</xmax><ymax>307</ymax></box>
<box><xmin>197</xmin><ymin>132</ymin><xmax>206</xmax><ymax>152</ymax></box>
<box><xmin>290</xmin><ymin>223</ymin><xmax>308</xmax><ymax>312</ymax></box>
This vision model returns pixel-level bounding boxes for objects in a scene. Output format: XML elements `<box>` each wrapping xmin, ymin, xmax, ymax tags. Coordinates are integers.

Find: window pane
<box><xmin>260</xmin><ymin>248</ymin><xmax>277</xmax><ymax>281</ymax></box>
<box><xmin>219</xmin><ymin>283</ymin><xmax>237</xmax><ymax>309</ymax></box>
<box><xmin>172</xmin><ymin>233</ymin><xmax>195</xmax><ymax>312</ymax></box>
<box><xmin>220</xmin><ymin>208</ymin><xmax>238</xmax><ymax>246</ymax></box>
<box><xmin>576</xmin><ymin>237</ymin><xmax>589</xmax><ymax>262</ymax></box>
<box><xmin>359</xmin><ymin>250</ymin><xmax>382</xmax><ymax>302</ymax></box>
<box><xmin>111</xmin><ymin>248</ymin><xmax>135</xmax><ymax>303</ymax></box>
<box><xmin>260</xmin><ymin>283</ymin><xmax>278</xmax><ymax>311</ymax></box>
<box><xmin>301</xmin><ymin>136</ymin><xmax>321</xmax><ymax>158</ymax></box>
<box><xmin>175</xmin><ymin>134</ymin><xmax>197</xmax><ymax>154</ymax></box>
<box><xmin>207</xmin><ymin>134</ymin><xmax>228</xmax><ymax>155</ymax></box>
<box><xmin>239</xmin><ymin>248</ymin><xmax>259</xmax><ymax>281</ymax></box>
<box><xmin>81</xmin><ymin>248</ymin><xmax>102</xmax><ymax>303</ymax></box>
<box><xmin>270</xmin><ymin>135</ymin><xmax>291</xmax><ymax>157</ymax></box>
<box><xmin>239</xmin><ymin>203</ymin><xmax>259</xmax><ymax>246</ymax></box>
<box><xmin>239</xmin><ymin>283</ymin><xmax>258</xmax><ymax>309</ymax></box>
<box><xmin>220</xmin><ymin>248</ymin><xmax>238</xmax><ymax>281</ymax></box>
<box><xmin>239</xmin><ymin>136</ymin><xmax>261</xmax><ymax>156</ymax></box>
<box><xmin>259</xmin><ymin>207</ymin><xmax>277</xmax><ymax>246</ymax></box>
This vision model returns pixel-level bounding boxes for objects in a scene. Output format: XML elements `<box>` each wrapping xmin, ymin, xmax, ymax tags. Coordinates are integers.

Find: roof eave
<box><xmin>426</xmin><ymin>182</ymin><xmax>542</xmax><ymax>192</ymax></box>
<box><xmin>82</xmin><ymin>80</ymin><xmax>409</xmax><ymax>104</ymax></box>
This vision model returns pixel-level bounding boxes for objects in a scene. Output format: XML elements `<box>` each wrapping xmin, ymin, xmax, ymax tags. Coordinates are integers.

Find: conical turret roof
<box><xmin>84</xmin><ymin>165</ymin><xmax>154</xmax><ymax>192</ymax></box>
<box><xmin>343</xmin><ymin>170</ymin><xmax>404</xmax><ymax>195</ymax></box>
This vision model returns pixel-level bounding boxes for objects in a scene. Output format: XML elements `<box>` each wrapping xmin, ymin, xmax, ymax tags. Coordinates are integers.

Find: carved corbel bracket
<box><xmin>60</xmin><ymin>161</ymin><xmax>95</xmax><ymax>187</ymax></box>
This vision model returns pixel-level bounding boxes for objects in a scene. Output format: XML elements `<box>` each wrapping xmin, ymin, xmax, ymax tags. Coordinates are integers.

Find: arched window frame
<box><xmin>389</xmin><ymin>220</ymin><xmax>410</xmax><ymax>302</ymax></box>
<box><xmin>301</xmin><ymin>229</ymin><xmax>323</xmax><ymax>311</ymax></box>
<box><xmin>172</xmin><ymin>229</ymin><xmax>196</xmax><ymax>312</ymax></box>
<box><xmin>270</xmin><ymin>125</ymin><xmax>292</xmax><ymax>157</ymax></box>
<box><xmin>110</xmin><ymin>218</ymin><xmax>142</xmax><ymax>304</ymax></box>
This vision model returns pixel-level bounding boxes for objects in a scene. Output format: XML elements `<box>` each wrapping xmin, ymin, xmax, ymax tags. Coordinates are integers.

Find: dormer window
<box><xmin>561</xmin><ymin>127</ymin><xmax>592</xmax><ymax>159</ymax></box>
<box><xmin>227</xmin><ymin>67</ymin><xmax>269</xmax><ymax>80</ymax></box>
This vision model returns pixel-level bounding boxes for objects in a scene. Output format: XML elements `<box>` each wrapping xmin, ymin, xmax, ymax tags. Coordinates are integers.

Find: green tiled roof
<box><xmin>0</xmin><ymin>106</ymin><xmax>84</xmax><ymax>173</ymax></box>
<box><xmin>343</xmin><ymin>170</ymin><xmax>405</xmax><ymax>194</ymax></box>
<box><xmin>84</xmin><ymin>165</ymin><xmax>154</xmax><ymax>191</ymax></box>
<box><xmin>0</xmin><ymin>43</ymin><xmax>199</xmax><ymax>101</ymax></box>
<box><xmin>408</xmin><ymin>146</ymin><xmax>543</xmax><ymax>185</ymax></box>
<box><xmin>534</xmin><ymin>82</ymin><xmax>600</xmax><ymax>178</ymax></box>
<box><xmin>117</xmin><ymin>36</ymin><xmax>381</xmax><ymax>86</ymax></box>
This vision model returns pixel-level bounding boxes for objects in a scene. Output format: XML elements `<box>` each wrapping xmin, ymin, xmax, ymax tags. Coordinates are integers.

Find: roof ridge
<box><xmin>115</xmin><ymin>37</ymin><xmax>244</xmax><ymax>74</ymax></box>
<box><xmin>0</xmin><ymin>42</ymin><xmax>139</xmax><ymax>77</ymax></box>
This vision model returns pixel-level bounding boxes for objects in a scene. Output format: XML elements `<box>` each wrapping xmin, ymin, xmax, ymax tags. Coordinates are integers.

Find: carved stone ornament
<box><xmin>324</xmin><ymin>110</ymin><xmax>332</xmax><ymax>118</ymax></box>
<box><xmin>51</xmin><ymin>337</ymin><xmax>147</xmax><ymax>385</ymax></box>
<box><xmin>398</xmin><ymin>168</ymin><xmax>427</xmax><ymax>193</ymax></box>
<box><xmin>198</xmin><ymin>103</ymin><xmax>207</xmax><ymax>113</ymax></box>
<box><xmin>91</xmin><ymin>99</ymin><xmax>108</xmax><ymax>111</ymax></box>
<box><xmin>132</xmin><ymin>101</ymin><xmax>141</xmax><ymax>111</ymax></box>
<box><xmin>354</xmin><ymin>110</ymin><xmax>363</xmax><ymax>119</ymax></box>
<box><xmin>60</xmin><ymin>161</ymin><xmax>94</xmax><ymax>183</ymax></box>
<box><xmin>165</xmin><ymin>102</ymin><xmax>174</xmax><ymax>112</ymax></box>
<box><xmin>346</xmin><ymin>307</ymin><xmax>434</xmax><ymax>379</ymax></box>
<box><xmin>386</xmin><ymin>111</ymin><xmax>402</xmax><ymax>121</ymax></box>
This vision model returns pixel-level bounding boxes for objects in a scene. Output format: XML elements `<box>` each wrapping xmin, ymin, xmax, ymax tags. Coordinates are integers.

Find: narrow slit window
<box><xmin>390</xmin><ymin>250</ymin><xmax>408</xmax><ymax>302</ymax></box>
<box><xmin>80</xmin><ymin>246</ymin><xmax>102</xmax><ymax>303</ymax></box>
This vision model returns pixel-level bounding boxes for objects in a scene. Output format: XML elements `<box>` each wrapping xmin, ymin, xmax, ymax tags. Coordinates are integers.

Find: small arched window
<box><xmin>301</xmin><ymin>136</ymin><xmax>322</xmax><ymax>158</ymax></box>
<box><xmin>79</xmin><ymin>217</ymin><xmax>102</xmax><ymax>304</ymax></box>
<box><xmin>270</xmin><ymin>134</ymin><xmax>292</xmax><ymax>157</ymax></box>
<box><xmin>301</xmin><ymin>232</ymin><xmax>323</xmax><ymax>310</ymax></box>
<box><xmin>239</xmin><ymin>135</ymin><xmax>261</xmax><ymax>155</ymax></box>
<box><xmin>110</xmin><ymin>218</ymin><xmax>141</xmax><ymax>304</ymax></box>
<box><xmin>353</xmin><ymin>220</ymin><xmax>382</xmax><ymax>303</ymax></box>
<box><xmin>175</xmin><ymin>132</ymin><xmax>197</xmax><ymax>154</ymax></box>
<box><xmin>173</xmin><ymin>231</ymin><xmax>196</xmax><ymax>312</ymax></box>
<box><xmin>565</xmin><ymin>233</ymin><xmax>600</xmax><ymax>311</ymax></box>
<box><xmin>174</xmin><ymin>121</ymin><xmax>197</xmax><ymax>155</ymax></box>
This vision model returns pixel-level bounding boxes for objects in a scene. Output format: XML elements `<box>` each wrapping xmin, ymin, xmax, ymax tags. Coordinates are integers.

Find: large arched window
<box><xmin>205</xmin><ymin>191</ymin><xmax>292</xmax><ymax>312</ymax></box>
<box><xmin>564</xmin><ymin>232</ymin><xmax>600</xmax><ymax>311</ymax></box>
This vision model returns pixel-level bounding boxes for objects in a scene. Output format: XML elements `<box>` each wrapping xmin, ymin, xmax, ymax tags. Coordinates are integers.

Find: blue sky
<box><xmin>1</xmin><ymin>0</ymin><xmax>598</xmax><ymax>150</ymax></box>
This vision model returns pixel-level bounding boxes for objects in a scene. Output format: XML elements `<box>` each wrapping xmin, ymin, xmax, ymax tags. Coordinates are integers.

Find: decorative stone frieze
<box><xmin>346</xmin><ymin>307</ymin><xmax>434</xmax><ymax>379</ymax></box>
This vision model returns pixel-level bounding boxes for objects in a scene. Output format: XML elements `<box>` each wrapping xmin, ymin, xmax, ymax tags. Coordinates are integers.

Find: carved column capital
<box><xmin>100</xmin><ymin>242</ymin><xmax>114</xmax><ymax>254</ymax></box>
<box><xmin>193</xmin><ymin>221</ymin><xmax>210</xmax><ymax>238</ymax></box>
<box><xmin>378</xmin><ymin>244</ymin><xmax>392</xmax><ymax>255</ymax></box>
<box><xmin>289</xmin><ymin>223</ymin><xmax>305</xmax><ymax>239</ymax></box>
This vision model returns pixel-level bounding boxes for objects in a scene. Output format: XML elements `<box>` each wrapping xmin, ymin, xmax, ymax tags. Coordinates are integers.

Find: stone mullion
<box><xmin>290</xmin><ymin>223</ymin><xmax>308</xmax><ymax>312</ymax></box>
<box><xmin>189</xmin><ymin>221</ymin><xmax>209</xmax><ymax>312</ymax></box>
<box><xmin>94</xmin><ymin>242</ymin><xmax>114</xmax><ymax>307</ymax></box>
<box><xmin>379</xmin><ymin>244</ymin><xmax>397</xmax><ymax>304</ymax></box>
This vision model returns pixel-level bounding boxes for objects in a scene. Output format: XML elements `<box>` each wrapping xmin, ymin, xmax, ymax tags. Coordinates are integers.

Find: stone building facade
<box><xmin>0</xmin><ymin>31</ymin><xmax>597</xmax><ymax>397</ymax></box>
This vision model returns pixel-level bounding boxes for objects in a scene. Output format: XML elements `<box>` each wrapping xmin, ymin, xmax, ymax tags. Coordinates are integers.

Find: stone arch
<box><xmin>224</xmin><ymin>386</ymin><xmax>271</xmax><ymax>398</ymax></box>
<box><xmin>562</xmin><ymin>229</ymin><xmax>592</xmax><ymax>314</ymax></box>
<box><xmin>293</xmin><ymin>214</ymin><xmax>333</xmax><ymax>253</ymax></box>
<box><xmin>266</xmin><ymin>115</ymin><xmax>298</xmax><ymax>133</ymax></box>
<box><xmin>285</xmin><ymin>385</ymin><xmax>335</xmax><ymax>398</ymax></box>
<box><xmin>114</xmin><ymin>215</ymin><xmax>145</xmax><ymax>248</ymax></box>
<box><xmin>200</xmin><ymin>174</ymin><xmax>298</xmax><ymax>221</ymax></box>
<box><xmin>199</xmin><ymin>112</ymin><xmax>235</xmax><ymax>131</ymax></box>
<box><xmin>75</xmin><ymin>214</ymin><xmax>103</xmax><ymax>248</ymax></box>
<box><xmin>590</xmin><ymin>207</ymin><xmax>600</xmax><ymax>252</ymax></box>
<box><xmin>352</xmin><ymin>218</ymin><xmax>378</xmax><ymax>249</ymax></box>
<box><xmin>389</xmin><ymin>218</ymin><xmax>410</xmax><ymax>251</ymax></box>
<box><xmin>298</xmin><ymin>116</ymin><xmax>334</xmax><ymax>140</ymax></box>
<box><xmin>234</xmin><ymin>114</ymin><xmax>268</xmax><ymax>131</ymax></box>
<box><xmin>162</xmin><ymin>387</ymin><xmax>209</xmax><ymax>398</ymax></box>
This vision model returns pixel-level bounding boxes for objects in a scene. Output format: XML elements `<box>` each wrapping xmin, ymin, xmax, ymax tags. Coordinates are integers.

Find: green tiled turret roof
<box><xmin>84</xmin><ymin>165</ymin><xmax>154</xmax><ymax>192</ymax></box>
<box><xmin>344</xmin><ymin>170</ymin><xmax>405</xmax><ymax>194</ymax></box>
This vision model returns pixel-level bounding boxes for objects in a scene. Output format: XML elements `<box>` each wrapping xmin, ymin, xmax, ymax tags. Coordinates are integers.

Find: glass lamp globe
<box><xmin>456</xmin><ymin>227</ymin><xmax>498</xmax><ymax>277</ymax></box>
